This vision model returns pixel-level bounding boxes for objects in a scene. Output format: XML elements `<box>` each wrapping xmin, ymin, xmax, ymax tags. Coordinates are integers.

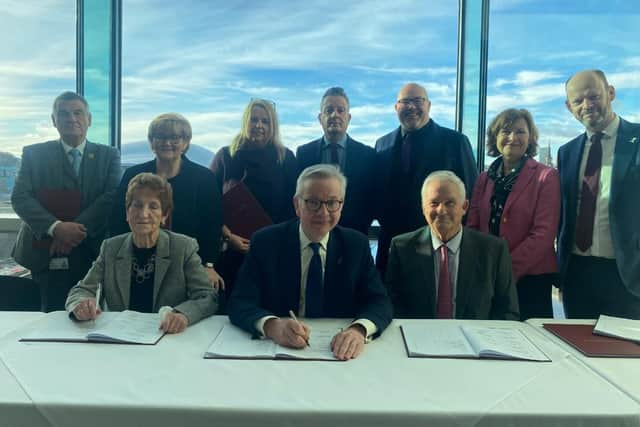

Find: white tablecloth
<box><xmin>528</xmin><ymin>318</ymin><xmax>640</xmax><ymax>406</ymax></box>
<box><xmin>1</xmin><ymin>314</ymin><xmax>639</xmax><ymax>427</ymax></box>
<box><xmin>0</xmin><ymin>311</ymin><xmax>48</xmax><ymax>427</ymax></box>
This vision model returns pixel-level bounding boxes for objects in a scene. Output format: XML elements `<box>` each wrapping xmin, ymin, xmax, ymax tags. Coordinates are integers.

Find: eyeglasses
<box><xmin>396</xmin><ymin>97</ymin><xmax>427</xmax><ymax>107</ymax></box>
<box><xmin>303</xmin><ymin>198</ymin><xmax>343</xmax><ymax>212</ymax></box>
<box><xmin>152</xmin><ymin>135</ymin><xmax>185</xmax><ymax>145</ymax></box>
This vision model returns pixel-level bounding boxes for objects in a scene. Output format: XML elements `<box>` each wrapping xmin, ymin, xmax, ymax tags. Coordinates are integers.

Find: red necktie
<box><xmin>575</xmin><ymin>132</ymin><xmax>603</xmax><ymax>252</ymax></box>
<box><xmin>436</xmin><ymin>245</ymin><xmax>453</xmax><ymax>318</ymax></box>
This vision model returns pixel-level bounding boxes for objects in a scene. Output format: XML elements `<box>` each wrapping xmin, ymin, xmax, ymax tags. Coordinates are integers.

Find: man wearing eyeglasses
<box><xmin>11</xmin><ymin>91</ymin><xmax>121</xmax><ymax>311</ymax></box>
<box><xmin>228</xmin><ymin>164</ymin><xmax>392</xmax><ymax>360</ymax></box>
<box><xmin>374</xmin><ymin>83</ymin><xmax>477</xmax><ymax>276</ymax></box>
<box><xmin>296</xmin><ymin>87</ymin><xmax>376</xmax><ymax>235</ymax></box>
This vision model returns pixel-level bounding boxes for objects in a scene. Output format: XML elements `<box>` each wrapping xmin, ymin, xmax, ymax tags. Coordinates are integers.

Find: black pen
<box><xmin>288</xmin><ymin>310</ymin><xmax>310</xmax><ymax>347</ymax></box>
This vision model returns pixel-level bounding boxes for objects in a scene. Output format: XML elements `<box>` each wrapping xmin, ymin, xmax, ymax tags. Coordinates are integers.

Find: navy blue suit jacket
<box><xmin>296</xmin><ymin>136</ymin><xmax>376</xmax><ymax>235</ymax></box>
<box><xmin>228</xmin><ymin>220</ymin><xmax>393</xmax><ymax>337</ymax></box>
<box><xmin>374</xmin><ymin>120</ymin><xmax>478</xmax><ymax>272</ymax></box>
<box><xmin>557</xmin><ymin>117</ymin><xmax>640</xmax><ymax>297</ymax></box>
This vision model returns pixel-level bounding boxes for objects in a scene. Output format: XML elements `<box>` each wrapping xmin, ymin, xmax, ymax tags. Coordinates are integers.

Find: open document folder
<box><xmin>401</xmin><ymin>323</ymin><xmax>550</xmax><ymax>361</ymax></box>
<box><xmin>20</xmin><ymin>311</ymin><xmax>165</xmax><ymax>345</ymax></box>
<box><xmin>204</xmin><ymin>322</ymin><xmax>342</xmax><ymax>361</ymax></box>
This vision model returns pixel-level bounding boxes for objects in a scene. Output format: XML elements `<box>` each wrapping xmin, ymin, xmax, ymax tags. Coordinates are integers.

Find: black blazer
<box><xmin>385</xmin><ymin>226</ymin><xmax>519</xmax><ymax>320</ymax></box>
<box><xmin>296</xmin><ymin>136</ymin><xmax>376</xmax><ymax>235</ymax></box>
<box><xmin>228</xmin><ymin>220</ymin><xmax>392</xmax><ymax>337</ymax></box>
<box><xmin>109</xmin><ymin>156</ymin><xmax>223</xmax><ymax>264</ymax></box>
<box><xmin>374</xmin><ymin>120</ymin><xmax>478</xmax><ymax>273</ymax></box>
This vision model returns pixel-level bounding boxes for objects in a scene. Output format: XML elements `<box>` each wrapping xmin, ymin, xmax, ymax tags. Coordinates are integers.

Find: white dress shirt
<box><xmin>574</xmin><ymin>115</ymin><xmax>619</xmax><ymax>259</ymax></box>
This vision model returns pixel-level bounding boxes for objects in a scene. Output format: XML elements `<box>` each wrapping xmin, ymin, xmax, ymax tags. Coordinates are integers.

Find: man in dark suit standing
<box><xmin>228</xmin><ymin>164</ymin><xmax>392</xmax><ymax>360</ymax></box>
<box><xmin>11</xmin><ymin>92</ymin><xmax>121</xmax><ymax>311</ymax></box>
<box><xmin>558</xmin><ymin>69</ymin><xmax>640</xmax><ymax>318</ymax></box>
<box><xmin>385</xmin><ymin>171</ymin><xmax>519</xmax><ymax>320</ymax></box>
<box><xmin>296</xmin><ymin>87</ymin><xmax>376</xmax><ymax>235</ymax></box>
<box><xmin>375</xmin><ymin>83</ymin><xmax>477</xmax><ymax>275</ymax></box>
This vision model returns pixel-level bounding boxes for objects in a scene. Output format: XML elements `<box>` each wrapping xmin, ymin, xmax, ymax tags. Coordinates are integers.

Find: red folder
<box><xmin>222</xmin><ymin>182</ymin><xmax>272</xmax><ymax>239</ymax></box>
<box><xmin>543</xmin><ymin>323</ymin><xmax>640</xmax><ymax>358</ymax></box>
<box><xmin>32</xmin><ymin>189</ymin><xmax>82</xmax><ymax>249</ymax></box>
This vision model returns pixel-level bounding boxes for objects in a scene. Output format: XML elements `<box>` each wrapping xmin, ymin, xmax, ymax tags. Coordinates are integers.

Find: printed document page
<box><xmin>205</xmin><ymin>322</ymin><xmax>339</xmax><ymax>360</ymax></box>
<box><xmin>401</xmin><ymin>323</ymin><xmax>476</xmax><ymax>357</ymax></box>
<box><xmin>594</xmin><ymin>315</ymin><xmax>640</xmax><ymax>343</ymax></box>
<box><xmin>461</xmin><ymin>326</ymin><xmax>550</xmax><ymax>361</ymax></box>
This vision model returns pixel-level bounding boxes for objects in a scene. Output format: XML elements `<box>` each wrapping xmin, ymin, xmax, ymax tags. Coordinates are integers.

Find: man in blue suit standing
<box><xmin>228</xmin><ymin>164</ymin><xmax>392</xmax><ymax>360</ymax></box>
<box><xmin>11</xmin><ymin>92</ymin><xmax>121</xmax><ymax>311</ymax></box>
<box><xmin>296</xmin><ymin>87</ymin><xmax>376</xmax><ymax>235</ymax></box>
<box><xmin>558</xmin><ymin>69</ymin><xmax>640</xmax><ymax>318</ymax></box>
<box><xmin>375</xmin><ymin>83</ymin><xmax>477</xmax><ymax>275</ymax></box>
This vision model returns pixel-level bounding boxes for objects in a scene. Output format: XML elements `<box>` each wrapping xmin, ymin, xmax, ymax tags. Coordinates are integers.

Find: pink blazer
<box><xmin>467</xmin><ymin>158</ymin><xmax>560</xmax><ymax>282</ymax></box>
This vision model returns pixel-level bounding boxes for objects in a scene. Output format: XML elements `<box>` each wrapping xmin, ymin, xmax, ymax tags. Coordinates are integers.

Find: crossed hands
<box><xmin>263</xmin><ymin>318</ymin><xmax>366</xmax><ymax>360</ymax></box>
<box><xmin>50</xmin><ymin>221</ymin><xmax>87</xmax><ymax>255</ymax></box>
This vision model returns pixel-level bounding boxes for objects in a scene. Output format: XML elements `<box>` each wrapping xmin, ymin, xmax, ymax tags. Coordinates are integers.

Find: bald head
<box><xmin>565</xmin><ymin>70</ymin><xmax>616</xmax><ymax>133</ymax></box>
<box><xmin>395</xmin><ymin>83</ymin><xmax>431</xmax><ymax>131</ymax></box>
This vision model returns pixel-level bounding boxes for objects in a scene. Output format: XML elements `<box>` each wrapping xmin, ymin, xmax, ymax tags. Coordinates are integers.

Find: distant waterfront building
<box><xmin>539</xmin><ymin>145</ymin><xmax>554</xmax><ymax>168</ymax></box>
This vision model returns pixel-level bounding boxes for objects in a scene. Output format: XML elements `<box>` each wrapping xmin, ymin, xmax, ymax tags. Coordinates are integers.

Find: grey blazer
<box><xmin>65</xmin><ymin>230</ymin><xmax>217</xmax><ymax>325</ymax></box>
<box><xmin>385</xmin><ymin>226</ymin><xmax>519</xmax><ymax>320</ymax></box>
<box><xmin>11</xmin><ymin>140</ymin><xmax>121</xmax><ymax>272</ymax></box>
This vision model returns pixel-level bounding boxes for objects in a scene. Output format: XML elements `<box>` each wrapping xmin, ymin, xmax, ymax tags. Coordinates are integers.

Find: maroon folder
<box><xmin>32</xmin><ymin>189</ymin><xmax>82</xmax><ymax>249</ymax></box>
<box><xmin>543</xmin><ymin>323</ymin><xmax>640</xmax><ymax>358</ymax></box>
<box><xmin>222</xmin><ymin>182</ymin><xmax>272</xmax><ymax>239</ymax></box>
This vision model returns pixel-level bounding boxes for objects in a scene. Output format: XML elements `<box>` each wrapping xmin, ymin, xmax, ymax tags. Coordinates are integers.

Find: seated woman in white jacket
<box><xmin>66</xmin><ymin>172</ymin><xmax>217</xmax><ymax>333</ymax></box>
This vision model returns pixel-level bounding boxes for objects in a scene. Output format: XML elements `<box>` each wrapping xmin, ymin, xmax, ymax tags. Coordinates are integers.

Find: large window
<box><xmin>121</xmin><ymin>0</ymin><xmax>460</xmax><ymax>167</ymax></box>
<box><xmin>0</xmin><ymin>2</ymin><xmax>75</xmax><ymax>211</ymax></box>
<box><xmin>486</xmin><ymin>1</ymin><xmax>640</xmax><ymax>168</ymax></box>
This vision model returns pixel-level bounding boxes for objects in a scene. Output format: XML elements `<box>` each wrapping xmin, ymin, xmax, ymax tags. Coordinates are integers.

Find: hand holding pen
<box><xmin>263</xmin><ymin>311</ymin><xmax>310</xmax><ymax>349</ymax></box>
<box><xmin>72</xmin><ymin>282</ymin><xmax>102</xmax><ymax>321</ymax></box>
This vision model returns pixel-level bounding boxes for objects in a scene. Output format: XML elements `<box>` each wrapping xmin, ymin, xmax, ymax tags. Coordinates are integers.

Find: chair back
<box><xmin>0</xmin><ymin>276</ymin><xmax>41</xmax><ymax>311</ymax></box>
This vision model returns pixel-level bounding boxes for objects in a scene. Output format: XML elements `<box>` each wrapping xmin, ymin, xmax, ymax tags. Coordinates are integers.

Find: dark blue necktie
<box><xmin>305</xmin><ymin>242</ymin><xmax>324</xmax><ymax>318</ymax></box>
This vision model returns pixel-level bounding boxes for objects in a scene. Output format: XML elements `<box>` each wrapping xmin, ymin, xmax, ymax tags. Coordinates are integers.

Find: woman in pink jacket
<box><xmin>468</xmin><ymin>109</ymin><xmax>560</xmax><ymax>320</ymax></box>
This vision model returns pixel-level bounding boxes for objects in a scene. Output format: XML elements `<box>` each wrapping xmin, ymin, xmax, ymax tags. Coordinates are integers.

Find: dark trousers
<box><xmin>32</xmin><ymin>247</ymin><xmax>94</xmax><ymax>312</ymax></box>
<box><xmin>563</xmin><ymin>254</ymin><xmax>640</xmax><ymax>319</ymax></box>
<box><xmin>216</xmin><ymin>249</ymin><xmax>246</xmax><ymax>314</ymax></box>
<box><xmin>516</xmin><ymin>273</ymin><xmax>554</xmax><ymax>320</ymax></box>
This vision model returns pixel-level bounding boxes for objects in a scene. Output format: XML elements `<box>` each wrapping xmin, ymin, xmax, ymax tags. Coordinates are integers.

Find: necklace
<box><xmin>132</xmin><ymin>254</ymin><xmax>156</xmax><ymax>284</ymax></box>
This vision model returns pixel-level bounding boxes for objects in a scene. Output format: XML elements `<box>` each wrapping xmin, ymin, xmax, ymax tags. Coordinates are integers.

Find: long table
<box><xmin>527</xmin><ymin>318</ymin><xmax>640</xmax><ymax>407</ymax></box>
<box><xmin>1</xmin><ymin>314</ymin><xmax>639</xmax><ymax>427</ymax></box>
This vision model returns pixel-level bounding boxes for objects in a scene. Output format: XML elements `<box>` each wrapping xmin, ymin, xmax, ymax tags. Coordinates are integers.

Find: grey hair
<box><xmin>295</xmin><ymin>164</ymin><xmax>347</xmax><ymax>199</ymax></box>
<box><xmin>421</xmin><ymin>170</ymin><xmax>466</xmax><ymax>202</ymax></box>
<box><xmin>52</xmin><ymin>91</ymin><xmax>89</xmax><ymax>114</ymax></box>
<box><xmin>320</xmin><ymin>87</ymin><xmax>350</xmax><ymax>110</ymax></box>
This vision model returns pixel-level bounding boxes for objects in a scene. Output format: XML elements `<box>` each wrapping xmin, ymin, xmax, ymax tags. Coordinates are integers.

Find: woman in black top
<box><xmin>110</xmin><ymin>113</ymin><xmax>224</xmax><ymax>290</ymax></box>
<box><xmin>210</xmin><ymin>99</ymin><xmax>297</xmax><ymax>305</ymax></box>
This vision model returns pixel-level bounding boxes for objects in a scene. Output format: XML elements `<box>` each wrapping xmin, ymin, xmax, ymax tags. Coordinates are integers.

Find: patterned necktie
<box><xmin>436</xmin><ymin>244</ymin><xmax>453</xmax><ymax>319</ymax></box>
<box><xmin>575</xmin><ymin>132</ymin><xmax>603</xmax><ymax>252</ymax></box>
<box><xmin>69</xmin><ymin>148</ymin><xmax>81</xmax><ymax>176</ymax></box>
<box><xmin>329</xmin><ymin>143</ymin><xmax>340</xmax><ymax>166</ymax></box>
<box><xmin>305</xmin><ymin>242</ymin><xmax>324</xmax><ymax>318</ymax></box>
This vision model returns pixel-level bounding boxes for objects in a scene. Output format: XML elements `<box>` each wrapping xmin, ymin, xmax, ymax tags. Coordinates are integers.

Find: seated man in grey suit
<box><xmin>228</xmin><ymin>164</ymin><xmax>392</xmax><ymax>360</ymax></box>
<box><xmin>385</xmin><ymin>170</ymin><xmax>519</xmax><ymax>319</ymax></box>
<box><xmin>11</xmin><ymin>91</ymin><xmax>121</xmax><ymax>311</ymax></box>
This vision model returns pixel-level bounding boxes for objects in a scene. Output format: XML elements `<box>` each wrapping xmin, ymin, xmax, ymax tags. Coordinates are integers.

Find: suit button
<box><xmin>503</xmin><ymin>217</ymin><xmax>507</xmax><ymax>223</ymax></box>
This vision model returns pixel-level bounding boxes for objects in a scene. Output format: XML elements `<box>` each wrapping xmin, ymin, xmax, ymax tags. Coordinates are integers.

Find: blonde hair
<box><xmin>229</xmin><ymin>99</ymin><xmax>286</xmax><ymax>163</ymax></box>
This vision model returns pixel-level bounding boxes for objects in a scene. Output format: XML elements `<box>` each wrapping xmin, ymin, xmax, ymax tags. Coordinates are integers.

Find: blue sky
<box><xmin>1</xmin><ymin>0</ymin><xmax>639</xmax><ymax>168</ymax></box>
